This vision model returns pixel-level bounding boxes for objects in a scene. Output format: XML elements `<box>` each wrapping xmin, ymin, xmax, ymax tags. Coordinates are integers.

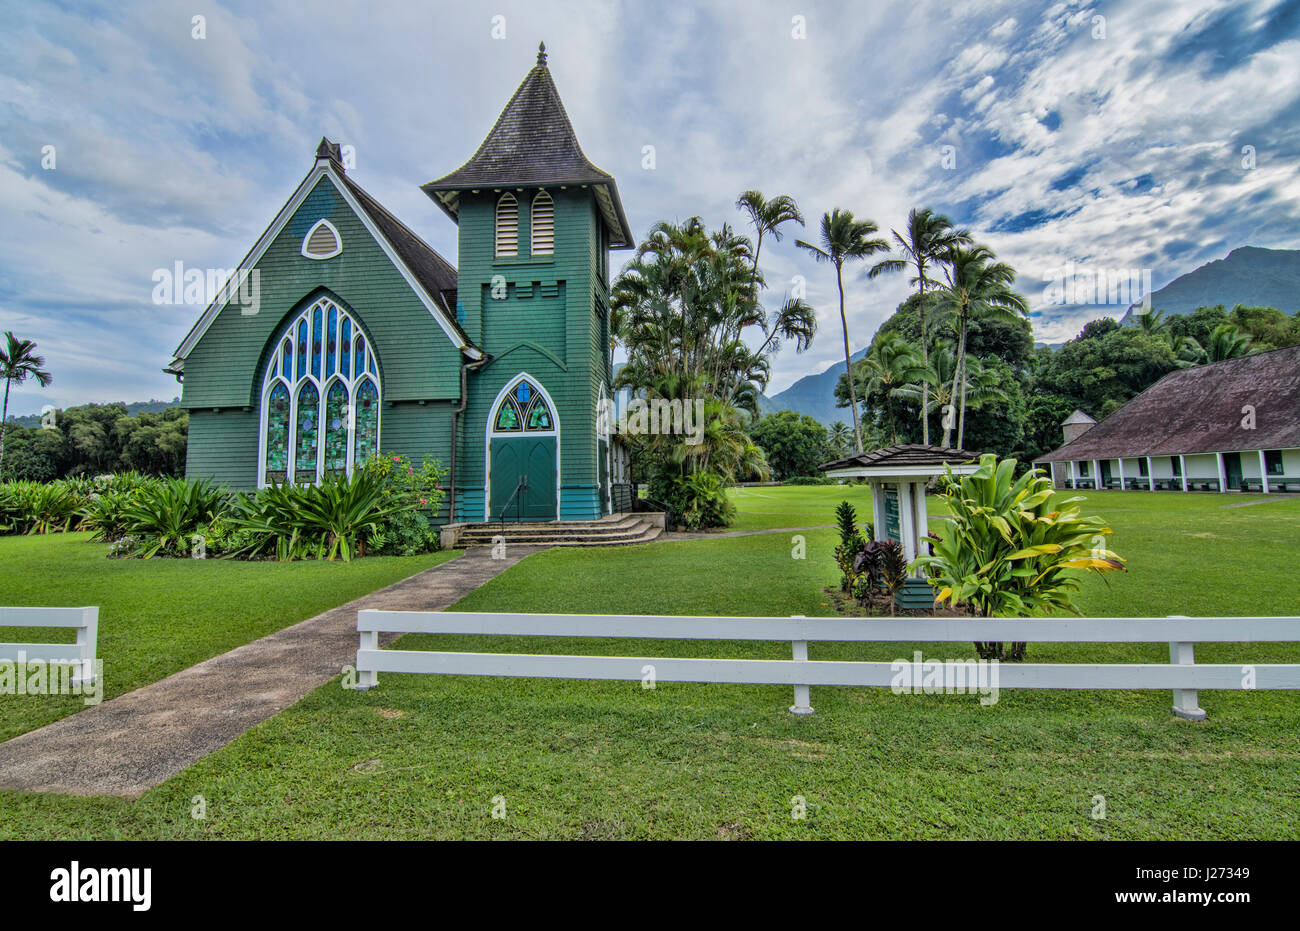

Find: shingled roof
<box><xmin>1038</xmin><ymin>344</ymin><xmax>1300</xmax><ymax>461</ymax></box>
<box><xmin>421</xmin><ymin>43</ymin><xmax>633</xmax><ymax>247</ymax></box>
<box><xmin>820</xmin><ymin>444</ymin><xmax>980</xmax><ymax>472</ymax></box>
<box><xmin>336</xmin><ymin>171</ymin><xmax>463</xmax><ymax>331</ymax></box>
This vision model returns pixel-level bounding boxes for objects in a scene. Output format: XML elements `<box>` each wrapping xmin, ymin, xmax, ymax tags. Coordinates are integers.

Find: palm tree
<box><xmin>0</xmin><ymin>332</ymin><xmax>53</xmax><ymax>474</ymax></box>
<box><xmin>854</xmin><ymin>332</ymin><xmax>926</xmax><ymax>444</ymax></box>
<box><xmin>1204</xmin><ymin>323</ymin><xmax>1254</xmax><ymax>362</ymax></box>
<box><xmin>1134</xmin><ymin>308</ymin><xmax>1170</xmax><ymax>334</ymax></box>
<box><xmin>828</xmin><ymin>421</ymin><xmax>853</xmax><ymax>457</ymax></box>
<box><xmin>931</xmin><ymin>246</ymin><xmax>1028</xmax><ymax>449</ymax></box>
<box><xmin>867</xmin><ymin>208</ymin><xmax>970</xmax><ymax>445</ymax></box>
<box><xmin>736</xmin><ymin>190</ymin><xmax>804</xmax><ymax>289</ymax></box>
<box><xmin>892</xmin><ymin>342</ymin><xmax>1007</xmax><ymax>436</ymax></box>
<box><xmin>795</xmin><ymin>209</ymin><xmax>890</xmax><ymax>453</ymax></box>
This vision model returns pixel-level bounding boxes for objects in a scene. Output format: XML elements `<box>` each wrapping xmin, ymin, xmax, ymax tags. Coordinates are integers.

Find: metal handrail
<box><xmin>636</xmin><ymin>493</ymin><xmax>675</xmax><ymax>529</ymax></box>
<box><xmin>498</xmin><ymin>477</ymin><xmax>527</xmax><ymax>534</ymax></box>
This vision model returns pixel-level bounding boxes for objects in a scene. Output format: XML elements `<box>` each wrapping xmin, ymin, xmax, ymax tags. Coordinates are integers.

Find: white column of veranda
<box><xmin>898</xmin><ymin>483</ymin><xmax>918</xmax><ymax>565</ymax></box>
<box><xmin>1146</xmin><ymin>456</ymin><xmax>1156</xmax><ymax>491</ymax></box>
<box><xmin>913</xmin><ymin>481</ymin><xmax>930</xmax><ymax>574</ymax></box>
<box><xmin>1092</xmin><ymin>459</ymin><xmax>1101</xmax><ymax>489</ymax></box>
<box><xmin>1258</xmin><ymin>450</ymin><xmax>1270</xmax><ymax>494</ymax></box>
<box><xmin>1216</xmin><ymin>452</ymin><xmax>1228</xmax><ymax>492</ymax></box>
<box><xmin>1068</xmin><ymin>460</ymin><xmax>1076</xmax><ymax>488</ymax></box>
<box><xmin>1117</xmin><ymin>457</ymin><xmax>1126</xmax><ymax>490</ymax></box>
<box><xmin>870</xmin><ymin>480</ymin><xmax>885</xmax><ymax>539</ymax></box>
<box><xmin>1179</xmin><ymin>455</ymin><xmax>1189</xmax><ymax>492</ymax></box>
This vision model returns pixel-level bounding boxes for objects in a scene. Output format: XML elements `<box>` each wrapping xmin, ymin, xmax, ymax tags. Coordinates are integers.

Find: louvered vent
<box><xmin>495</xmin><ymin>194</ymin><xmax>519</xmax><ymax>257</ymax></box>
<box><xmin>531</xmin><ymin>191</ymin><xmax>554</xmax><ymax>255</ymax></box>
<box><xmin>302</xmin><ymin>219</ymin><xmax>341</xmax><ymax>259</ymax></box>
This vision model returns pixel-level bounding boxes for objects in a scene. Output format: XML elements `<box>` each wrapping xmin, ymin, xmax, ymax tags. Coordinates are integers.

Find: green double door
<box><xmin>489</xmin><ymin>436</ymin><xmax>557</xmax><ymax>521</ymax></box>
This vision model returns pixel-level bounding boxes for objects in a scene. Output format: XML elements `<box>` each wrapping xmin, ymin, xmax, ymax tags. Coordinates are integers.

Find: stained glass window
<box><xmin>323</xmin><ymin>381</ymin><xmax>349</xmax><ymax>474</ymax></box>
<box><xmin>326</xmin><ymin>305</ymin><xmax>338</xmax><ymax>377</ymax></box>
<box><xmin>263</xmin><ymin>298</ymin><xmax>380</xmax><ymax>486</ymax></box>
<box><xmin>310</xmin><ymin>305</ymin><xmax>322</xmax><ymax>379</ymax></box>
<box><xmin>264</xmin><ymin>383</ymin><xmax>290</xmax><ymax>483</ymax></box>
<box><xmin>354</xmin><ymin>380</ymin><xmax>379</xmax><ymax>465</ymax></box>
<box><xmin>495</xmin><ymin>399</ymin><xmax>522</xmax><ymax>432</ymax></box>
<box><xmin>296</xmin><ymin>320</ymin><xmax>308</xmax><ymax>380</ymax></box>
<box><xmin>492</xmin><ymin>380</ymin><xmax>553</xmax><ymax>434</ymax></box>
<box><xmin>526</xmin><ymin>396</ymin><xmax>552</xmax><ymax>430</ymax></box>
<box><xmin>294</xmin><ymin>382</ymin><xmax>320</xmax><ymax>483</ymax></box>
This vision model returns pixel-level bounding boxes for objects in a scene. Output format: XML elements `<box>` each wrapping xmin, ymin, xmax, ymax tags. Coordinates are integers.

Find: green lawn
<box><xmin>0</xmin><ymin>532</ymin><xmax>460</xmax><ymax>741</ymax></box>
<box><xmin>1</xmin><ymin>488</ymin><xmax>1298</xmax><ymax>839</ymax></box>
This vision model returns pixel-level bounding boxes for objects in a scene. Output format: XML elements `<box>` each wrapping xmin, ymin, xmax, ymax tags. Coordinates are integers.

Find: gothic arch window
<box><xmin>491</xmin><ymin>377</ymin><xmax>555</xmax><ymax>435</ymax></box>
<box><xmin>495</xmin><ymin>193</ymin><xmax>519</xmax><ymax>257</ymax></box>
<box><xmin>531</xmin><ymin>190</ymin><xmax>554</xmax><ymax>255</ymax></box>
<box><xmin>259</xmin><ymin>297</ymin><xmax>382</xmax><ymax>486</ymax></box>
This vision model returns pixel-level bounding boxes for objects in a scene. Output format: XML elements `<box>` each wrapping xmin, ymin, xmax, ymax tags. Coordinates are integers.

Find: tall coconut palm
<box><xmin>0</xmin><ymin>332</ymin><xmax>53</xmax><ymax>474</ymax></box>
<box><xmin>868</xmin><ymin>208</ymin><xmax>970</xmax><ymax>445</ymax></box>
<box><xmin>736</xmin><ymin>190</ymin><xmax>804</xmax><ymax>290</ymax></box>
<box><xmin>932</xmin><ymin>246</ymin><xmax>1028</xmax><ymax>449</ymax></box>
<box><xmin>795</xmin><ymin>209</ymin><xmax>890</xmax><ymax>454</ymax></box>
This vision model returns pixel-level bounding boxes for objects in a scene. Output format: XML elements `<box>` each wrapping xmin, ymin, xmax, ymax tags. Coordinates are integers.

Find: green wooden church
<box><xmin>168</xmin><ymin>45</ymin><xmax>640</xmax><ymax>531</ymax></box>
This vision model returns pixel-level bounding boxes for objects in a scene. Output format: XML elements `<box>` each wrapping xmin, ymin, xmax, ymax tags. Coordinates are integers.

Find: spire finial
<box><xmin>537</xmin><ymin>41</ymin><xmax>547</xmax><ymax>66</ymax></box>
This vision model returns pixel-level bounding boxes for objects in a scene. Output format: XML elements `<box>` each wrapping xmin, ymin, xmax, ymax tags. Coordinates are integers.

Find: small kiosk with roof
<box><xmin>818</xmin><ymin>444</ymin><xmax>981</xmax><ymax>609</ymax></box>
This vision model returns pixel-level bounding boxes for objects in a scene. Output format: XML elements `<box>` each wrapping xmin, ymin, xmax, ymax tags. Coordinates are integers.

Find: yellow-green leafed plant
<box><xmin>911</xmin><ymin>453</ymin><xmax>1125</xmax><ymax>660</ymax></box>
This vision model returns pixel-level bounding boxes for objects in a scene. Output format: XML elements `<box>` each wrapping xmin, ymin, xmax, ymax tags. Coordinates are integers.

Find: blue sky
<box><xmin>2</xmin><ymin>0</ymin><xmax>1299</xmax><ymax>415</ymax></box>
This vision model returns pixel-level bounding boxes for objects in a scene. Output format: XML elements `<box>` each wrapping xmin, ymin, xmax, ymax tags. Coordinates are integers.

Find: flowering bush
<box><xmin>359</xmin><ymin>453</ymin><xmax>448</xmax><ymax>556</ymax></box>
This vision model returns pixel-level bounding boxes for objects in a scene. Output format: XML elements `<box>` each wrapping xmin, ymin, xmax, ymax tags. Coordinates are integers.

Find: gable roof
<box><xmin>820</xmin><ymin>444</ymin><xmax>980</xmax><ymax>472</ymax></box>
<box><xmin>421</xmin><ymin>44</ymin><xmax>633</xmax><ymax>248</ymax></box>
<box><xmin>1038</xmin><ymin>345</ymin><xmax>1300</xmax><ymax>461</ymax></box>
<box><xmin>168</xmin><ymin>150</ymin><xmax>479</xmax><ymax>373</ymax></box>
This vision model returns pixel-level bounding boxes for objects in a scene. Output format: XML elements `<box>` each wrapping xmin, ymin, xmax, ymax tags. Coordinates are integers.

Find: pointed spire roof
<box><xmin>422</xmin><ymin>45</ymin><xmax>632</xmax><ymax>247</ymax></box>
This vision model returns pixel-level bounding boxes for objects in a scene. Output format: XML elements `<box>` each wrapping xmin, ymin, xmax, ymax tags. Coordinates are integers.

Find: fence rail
<box><xmin>354</xmin><ymin>611</ymin><xmax>1300</xmax><ymax>720</ymax></box>
<box><xmin>0</xmin><ymin>606</ymin><xmax>99</xmax><ymax>685</ymax></box>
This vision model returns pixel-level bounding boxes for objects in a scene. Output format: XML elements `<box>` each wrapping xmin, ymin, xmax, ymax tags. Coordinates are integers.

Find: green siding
<box><xmin>454</xmin><ymin>186</ymin><xmax>613</xmax><ymax>521</ymax></box>
<box><xmin>180</xmin><ymin>174</ymin><xmax>463</xmax><ymax>411</ymax></box>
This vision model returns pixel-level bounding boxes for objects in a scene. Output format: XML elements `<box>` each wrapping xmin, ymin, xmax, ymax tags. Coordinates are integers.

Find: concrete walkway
<box><xmin>0</xmin><ymin>545</ymin><xmax>544</xmax><ymax>799</ymax></box>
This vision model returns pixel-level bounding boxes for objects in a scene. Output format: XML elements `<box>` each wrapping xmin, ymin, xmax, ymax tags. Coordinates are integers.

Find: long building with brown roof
<box><xmin>1033</xmin><ymin>345</ymin><xmax>1300</xmax><ymax>493</ymax></box>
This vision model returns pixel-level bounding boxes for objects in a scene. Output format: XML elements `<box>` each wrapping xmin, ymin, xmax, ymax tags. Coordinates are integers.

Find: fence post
<box><xmin>1167</xmin><ymin>616</ymin><xmax>1206</xmax><ymax>720</ymax></box>
<box><xmin>72</xmin><ymin>606</ymin><xmax>97</xmax><ymax>687</ymax></box>
<box><xmin>789</xmin><ymin>616</ymin><xmax>813</xmax><ymax>716</ymax></box>
<box><xmin>357</xmin><ymin>629</ymin><xmax>378</xmax><ymax>691</ymax></box>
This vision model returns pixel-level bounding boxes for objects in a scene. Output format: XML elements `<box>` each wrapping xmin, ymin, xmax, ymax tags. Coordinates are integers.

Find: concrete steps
<box><xmin>456</xmin><ymin>513</ymin><xmax>664</xmax><ymax>547</ymax></box>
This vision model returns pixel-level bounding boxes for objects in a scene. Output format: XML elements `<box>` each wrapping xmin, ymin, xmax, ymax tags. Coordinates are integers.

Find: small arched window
<box><xmin>495</xmin><ymin>194</ymin><xmax>519</xmax><ymax>257</ymax></box>
<box><xmin>302</xmin><ymin>219</ymin><xmax>342</xmax><ymax>259</ymax></box>
<box><xmin>531</xmin><ymin>190</ymin><xmax>554</xmax><ymax>255</ymax></box>
<box><xmin>491</xmin><ymin>378</ymin><xmax>555</xmax><ymax>434</ymax></box>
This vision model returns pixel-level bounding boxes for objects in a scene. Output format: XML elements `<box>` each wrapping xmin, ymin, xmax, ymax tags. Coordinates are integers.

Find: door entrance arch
<box><xmin>486</xmin><ymin>374</ymin><xmax>559</xmax><ymax>521</ymax></box>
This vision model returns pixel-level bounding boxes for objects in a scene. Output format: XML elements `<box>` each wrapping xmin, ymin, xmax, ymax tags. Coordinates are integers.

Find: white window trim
<box><xmin>301</xmin><ymin>218</ymin><xmax>343</xmax><ymax>259</ymax></box>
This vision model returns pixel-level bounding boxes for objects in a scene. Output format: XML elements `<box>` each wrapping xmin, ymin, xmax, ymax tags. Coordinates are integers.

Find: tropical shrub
<box><xmin>117</xmin><ymin>476</ymin><xmax>228</xmax><ymax>558</ymax></box>
<box><xmin>832</xmin><ymin>500</ymin><xmax>870</xmax><ymax>591</ymax></box>
<box><xmin>911</xmin><ymin>454</ymin><xmax>1125</xmax><ymax>660</ymax></box>
<box><xmin>360</xmin><ymin>453</ymin><xmax>447</xmax><ymax>555</ymax></box>
<box><xmin>652</xmin><ymin>471</ymin><xmax>735</xmax><ymax>530</ymax></box>
<box><xmin>0</xmin><ymin>480</ymin><xmax>86</xmax><ymax>534</ymax></box>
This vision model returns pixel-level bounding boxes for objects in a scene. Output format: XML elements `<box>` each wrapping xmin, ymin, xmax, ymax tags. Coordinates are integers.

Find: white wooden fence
<box><xmin>0</xmin><ymin>606</ymin><xmax>99</xmax><ymax>685</ymax></box>
<box><xmin>354</xmin><ymin>611</ymin><xmax>1300</xmax><ymax>720</ymax></box>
